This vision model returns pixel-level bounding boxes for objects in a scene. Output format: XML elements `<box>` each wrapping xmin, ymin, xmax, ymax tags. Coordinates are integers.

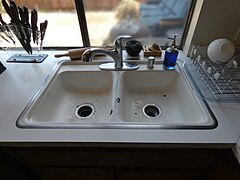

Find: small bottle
<box><xmin>147</xmin><ymin>56</ymin><xmax>155</xmax><ymax>69</ymax></box>
<box><xmin>163</xmin><ymin>34</ymin><xmax>179</xmax><ymax>70</ymax></box>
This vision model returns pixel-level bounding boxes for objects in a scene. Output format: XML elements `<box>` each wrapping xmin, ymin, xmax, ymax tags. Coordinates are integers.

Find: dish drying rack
<box><xmin>183</xmin><ymin>47</ymin><xmax>240</xmax><ymax>101</ymax></box>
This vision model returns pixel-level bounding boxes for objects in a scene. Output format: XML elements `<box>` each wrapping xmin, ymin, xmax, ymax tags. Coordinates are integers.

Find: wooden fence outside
<box><xmin>14</xmin><ymin>0</ymin><xmax>121</xmax><ymax>10</ymax></box>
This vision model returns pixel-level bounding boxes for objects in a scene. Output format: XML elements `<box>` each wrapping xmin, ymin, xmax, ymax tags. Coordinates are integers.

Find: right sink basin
<box><xmin>117</xmin><ymin>64</ymin><xmax>217</xmax><ymax>129</ymax></box>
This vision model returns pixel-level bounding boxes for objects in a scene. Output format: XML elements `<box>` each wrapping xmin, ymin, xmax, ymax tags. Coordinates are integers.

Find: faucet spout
<box><xmin>81</xmin><ymin>35</ymin><xmax>139</xmax><ymax>71</ymax></box>
<box><xmin>81</xmin><ymin>35</ymin><xmax>131</xmax><ymax>70</ymax></box>
<box><xmin>82</xmin><ymin>48</ymin><xmax>123</xmax><ymax>69</ymax></box>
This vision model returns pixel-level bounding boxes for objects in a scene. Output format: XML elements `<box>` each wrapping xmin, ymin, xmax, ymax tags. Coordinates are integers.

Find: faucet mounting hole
<box><xmin>143</xmin><ymin>104</ymin><xmax>161</xmax><ymax>118</ymax></box>
<box><xmin>116</xmin><ymin>98</ymin><xmax>121</xmax><ymax>103</ymax></box>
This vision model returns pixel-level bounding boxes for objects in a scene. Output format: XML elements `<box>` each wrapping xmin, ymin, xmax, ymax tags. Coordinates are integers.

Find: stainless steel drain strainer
<box><xmin>143</xmin><ymin>104</ymin><xmax>161</xmax><ymax>118</ymax></box>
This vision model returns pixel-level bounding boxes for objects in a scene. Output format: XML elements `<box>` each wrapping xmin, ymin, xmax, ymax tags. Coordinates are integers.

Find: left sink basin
<box><xmin>17</xmin><ymin>61</ymin><xmax>114</xmax><ymax>128</ymax></box>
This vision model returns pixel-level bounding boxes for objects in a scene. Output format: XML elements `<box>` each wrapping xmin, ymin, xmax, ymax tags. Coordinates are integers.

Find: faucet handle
<box><xmin>114</xmin><ymin>35</ymin><xmax>131</xmax><ymax>48</ymax></box>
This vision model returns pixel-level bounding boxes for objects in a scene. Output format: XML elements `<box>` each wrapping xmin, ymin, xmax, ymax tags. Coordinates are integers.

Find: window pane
<box><xmin>0</xmin><ymin>0</ymin><xmax>82</xmax><ymax>48</ymax></box>
<box><xmin>83</xmin><ymin>0</ymin><xmax>192</xmax><ymax>48</ymax></box>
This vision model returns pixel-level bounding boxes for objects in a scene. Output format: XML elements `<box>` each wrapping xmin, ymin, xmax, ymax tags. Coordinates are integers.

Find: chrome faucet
<box><xmin>81</xmin><ymin>35</ymin><xmax>139</xmax><ymax>71</ymax></box>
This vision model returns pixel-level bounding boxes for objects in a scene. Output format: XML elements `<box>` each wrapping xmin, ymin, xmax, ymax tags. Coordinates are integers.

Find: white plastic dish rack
<box><xmin>183</xmin><ymin>46</ymin><xmax>240</xmax><ymax>101</ymax></box>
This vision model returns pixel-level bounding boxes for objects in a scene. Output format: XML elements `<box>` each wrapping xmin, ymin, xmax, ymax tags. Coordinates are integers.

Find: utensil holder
<box><xmin>0</xmin><ymin>24</ymin><xmax>48</xmax><ymax>63</ymax></box>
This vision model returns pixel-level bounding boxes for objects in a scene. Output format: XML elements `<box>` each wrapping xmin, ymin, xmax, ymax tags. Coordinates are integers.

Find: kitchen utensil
<box><xmin>55</xmin><ymin>47</ymin><xmax>109</xmax><ymax>60</ymax></box>
<box><xmin>55</xmin><ymin>48</ymin><xmax>89</xmax><ymax>60</ymax></box>
<box><xmin>39</xmin><ymin>20</ymin><xmax>48</xmax><ymax>50</ymax></box>
<box><xmin>31</xmin><ymin>9</ymin><xmax>38</xmax><ymax>44</ymax></box>
<box><xmin>207</xmin><ymin>38</ymin><xmax>235</xmax><ymax>64</ymax></box>
<box><xmin>9</xmin><ymin>4</ymin><xmax>32</xmax><ymax>54</ymax></box>
<box><xmin>18</xmin><ymin>6</ymin><xmax>25</xmax><ymax>25</ymax></box>
<box><xmin>18</xmin><ymin>6</ymin><xmax>31</xmax><ymax>46</ymax></box>
<box><xmin>10</xmin><ymin>0</ymin><xmax>18</xmax><ymax>13</ymax></box>
<box><xmin>23</xmin><ymin>6</ymin><xmax>30</xmax><ymax>27</ymax></box>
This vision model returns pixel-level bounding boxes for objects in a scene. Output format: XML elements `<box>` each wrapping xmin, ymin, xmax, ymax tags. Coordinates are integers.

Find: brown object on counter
<box><xmin>143</xmin><ymin>43</ymin><xmax>162</xmax><ymax>57</ymax></box>
<box><xmin>54</xmin><ymin>48</ymin><xmax>88</xmax><ymax>60</ymax></box>
<box><xmin>54</xmin><ymin>47</ymin><xmax>113</xmax><ymax>60</ymax></box>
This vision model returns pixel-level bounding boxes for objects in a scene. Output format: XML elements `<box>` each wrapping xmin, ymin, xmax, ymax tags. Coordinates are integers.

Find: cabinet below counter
<box><xmin>0</xmin><ymin>146</ymin><xmax>240</xmax><ymax>180</ymax></box>
<box><xmin>233</xmin><ymin>137</ymin><xmax>240</xmax><ymax>163</ymax></box>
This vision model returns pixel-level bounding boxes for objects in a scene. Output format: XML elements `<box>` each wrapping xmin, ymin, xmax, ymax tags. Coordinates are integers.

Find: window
<box><xmin>0</xmin><ymin>0</ymin><xmax>194</xmax><ymax>50</ymax></box>
<box><xmin>83</xmin><ymin>0</ymin><xmax>194</xmax><ymax>48</ymax></box>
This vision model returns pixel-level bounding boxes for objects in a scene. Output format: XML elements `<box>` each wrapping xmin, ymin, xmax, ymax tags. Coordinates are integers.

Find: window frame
<box><xmin>179</xmin><ymin>0</ymin><xmax>197</xmax><ymax>49</ymax></box>
<box><xmin>75</xmin><ymin>0</ymin><xmax>90</xmax><ymax>47</ymax></box>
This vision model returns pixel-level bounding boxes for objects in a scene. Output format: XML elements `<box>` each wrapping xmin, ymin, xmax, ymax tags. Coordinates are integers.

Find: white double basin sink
<box><xmin>16</xmin><ymin>60</ymin><xmax>217</xmax><ymax>129</ymax></box>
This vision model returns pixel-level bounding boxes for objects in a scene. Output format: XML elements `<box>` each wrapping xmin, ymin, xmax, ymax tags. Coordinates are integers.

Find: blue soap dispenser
<box><xmin>163</xmin><ymin>34</ymin><xmax>179</xmax><ymax>70</ymax></box>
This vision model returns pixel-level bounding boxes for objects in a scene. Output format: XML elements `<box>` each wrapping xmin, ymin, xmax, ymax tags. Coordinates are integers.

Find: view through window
<box><xmin>0</xmin><ymin>0</ymin><xmax>192</xmax><ymax>49</ymax></box>
<box><xmin>0</xmin><ymin>0</ymin><xmax>82</xmax><ymax>48</ymax></box>
<box><xmin>84</xmin><ymin>0</ymin><xmax>192</xmax><ymax>47</ymax></box>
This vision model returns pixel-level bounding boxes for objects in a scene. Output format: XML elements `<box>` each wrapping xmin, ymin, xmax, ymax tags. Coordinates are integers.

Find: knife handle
<box><xmin>18</xmin><ymin>7</ymin><xmax>25</xmax><ymax>25</ymax></box>
<box><xmin>10</xmin><ymin>4</ymin><xmax>21</xmax><ymax>25</ymax></box>
<box><xmin>23</xmin><ymin>6</ymin><xmax>30</xmax><ymax>27</ymax></box>
<box><xmin>40</xmin><ymin>20</ymin><xmax>48</xmax><ymax>40</ymax></box>
<box><xmin>10</xmin><ymin>0</ymin><xmax>18</xmax><ymax>12</ymax></box>
<box><xmin>31</xmin><ymin>9</ymin><xmax>38</xmax><ymax>44</ymax></box>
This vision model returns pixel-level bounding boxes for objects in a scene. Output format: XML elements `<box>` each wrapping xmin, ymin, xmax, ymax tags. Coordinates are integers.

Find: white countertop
<box><xmin>0</xmin><ymin>50</ymin><xmax>240</xmax><ymax>148</ymax></box>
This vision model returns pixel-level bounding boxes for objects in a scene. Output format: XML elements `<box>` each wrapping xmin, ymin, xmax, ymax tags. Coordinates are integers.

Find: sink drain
<box><xmin>76</xmin><ymin>104</ymin><xmax>95</xmax><ymax>119</ymax></box>
<box><xmin>143</xmin><ymin>104</ymin><xmax>161</xmax><ymax>118</ymax></box>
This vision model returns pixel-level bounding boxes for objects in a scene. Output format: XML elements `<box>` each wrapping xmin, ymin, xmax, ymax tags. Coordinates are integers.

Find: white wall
<box><xmin>183</xmin><ymin>0</ymin><xmax>240</xmax><ymax>55</ymax></box>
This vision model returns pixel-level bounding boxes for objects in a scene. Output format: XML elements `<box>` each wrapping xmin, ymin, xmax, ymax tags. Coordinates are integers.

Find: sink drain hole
<box><xmin>76</xmin><ymin>104</ymin><xmax>94</xmax><ymax>119</ymax></box>
<box><xmin>143</xmin><ymin>104</ymin><xmax>161</xmax><ymax>118</ymax></box>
